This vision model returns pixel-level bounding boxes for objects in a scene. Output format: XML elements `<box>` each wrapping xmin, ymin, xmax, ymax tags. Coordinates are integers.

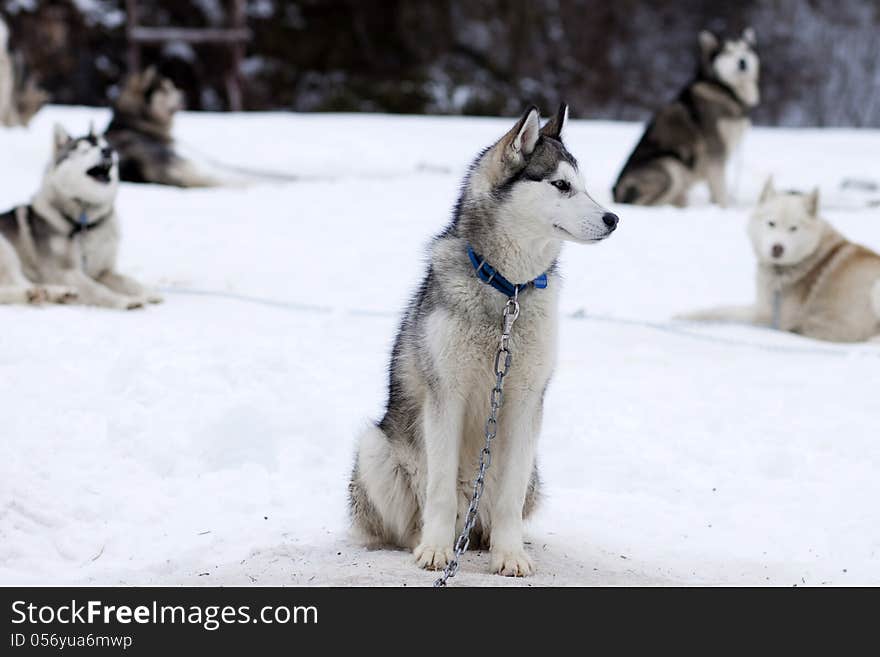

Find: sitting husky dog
<box><xmin>680</xmin><ymin>179</ymin><xmax>880</xmax><ymax>343</ymax></box>
<box><xmin>613</xmin><ymin>28</ymin><xmax>759</xmax><ymax>207</ymax></box>
<box><xmin>0</xmin><ymin>16</ymin><xmax>17</xmax><ymax>126</ymax></box>
<box><xmin>11</xmin><ymin>54</ymin><xmax>50</xmax><ymax>127</ymax></box>
<box><xmin>0</xmin><ymin>125</ymin><xmax>161</xmax><ymax>309</ymax></box>
<box><xmin>0</xmin><ymin>16</ymin><xmax>47</xmax><ymax>127</ymax></box>
<box><xmin>349</xmin><ymin>105</ymin><xmax>620</xmax><ymax>577</ymax></box>
<box><xmin>104</xmin><ymin>67</ymin><xmax>218</xmax><ymax>187</ymax></box>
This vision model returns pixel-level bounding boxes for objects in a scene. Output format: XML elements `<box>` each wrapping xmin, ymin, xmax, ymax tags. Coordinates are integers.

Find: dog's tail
<box><xmin>349</xmin><ymin>424</ymin><xmax>419</xmax><ymax>549</ymax></box>
<box><xmin>612</xmin><ymin>161</ymin><xmax>635</xmax><ymax>203</ymax></box>
<box><xmin>612</xmin><ymin>176</ymin><xmax>640</xmax><ymax>204</ymax></box>
<box><xmin>613</xmin><ymin>164</ymin><xmax>672</xmax><ymax>206</ymax></box>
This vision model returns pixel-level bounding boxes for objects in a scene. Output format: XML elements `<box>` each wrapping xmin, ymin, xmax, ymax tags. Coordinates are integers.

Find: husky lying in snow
<box><xmin>104</xmin><ymin>67</ymin><xmax>219</xmax><ymax>188</ymax></box>
<box><xmin>0</xmin><ymin>125</ymin><xmax>161</xmax><ymax>309</ymax></box>
<box><xmin>349</xmin><ymin>105</ymin><xmax>620</xmax><ymax>577</ymax></box>
<box><xmin>680</xmin><ymin>179</ymin><xmax>880</xmax><ymax>343</ymax></box>
<box><xmin>613</xmin><ymin>28</ymin><xmax>759</xmax><ymax>207</ymax></box>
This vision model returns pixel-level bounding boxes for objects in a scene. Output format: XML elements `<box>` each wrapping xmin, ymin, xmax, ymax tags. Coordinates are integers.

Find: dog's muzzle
<box><xmin>86</xmin><ymin>159</ymin><xmax>115</xmax><ymax>184</ymax></box>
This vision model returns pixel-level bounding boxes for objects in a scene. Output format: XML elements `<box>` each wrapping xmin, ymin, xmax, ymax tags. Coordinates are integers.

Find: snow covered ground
<box><xmin>1</xmin><ymin>107</ymin><xmax>879</xmax><ymax>587</ymax></box>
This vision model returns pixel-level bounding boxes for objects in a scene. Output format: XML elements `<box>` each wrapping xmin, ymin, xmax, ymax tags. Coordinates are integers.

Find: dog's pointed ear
<box><xmin>503</xmin><ymin>106</ymin><xmax>541</xmax><ymax>160</ymax></box>
<box><xmin>481</xmin><ymin>107</ymin><xmax>541</xmax><ymax>187</ymax></box>
<box><xmin>540</xmin><ymin>103</ymin><xmax>568</xmax><ymax>140</ymax></box>
<box><xmin>53</xmin><ymin>123</ymin><xmax>72</xmax><ymax>155</ymax></box>
<box><xmin>759</xmin><ymin>176</ymin><xmax>776</xmax><ymax>203</ymax></box>
<box><xmin>742</xmin><ymin>27</ymin><xmax>757</xmax><ymax>47</ymax></box>
<box><xmin>806</xmin><ymin>187</ymin><xmax>820</xmax><ymax>217</ymax></box>
<box><xmin>699</xmin><ymin>30</ymin><xmax>719</xmax><ymax>55</ymax></box>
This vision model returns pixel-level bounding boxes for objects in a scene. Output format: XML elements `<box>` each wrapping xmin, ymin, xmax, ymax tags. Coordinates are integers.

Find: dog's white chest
<box><xmin>426</xmin><ymin>293</ymin><xmax>559</xmax><ymax>400</ymax></box>
<box><xmin>48</xmin><ymin>235</ymin><xmax>70</xmax><ymax>258</ymax></box>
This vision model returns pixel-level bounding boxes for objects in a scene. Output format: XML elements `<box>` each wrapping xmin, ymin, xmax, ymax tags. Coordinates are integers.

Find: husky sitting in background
<box><xmin>349</xmin><ymin>105</ymin><xmax>620</xmax><ymax>577</ymax></box>
<box><xmin>679</xmin><ymin>179</ymin><xmax>880</xmax><ymax>343</ymax></box>
<box><xmin>104</xmin><ymin>67</ymin><xmax>219</xmax><ymax>188</ymax></box>
<box><xmin>0</xmin><ymin>16</ymin><xmax>48</xmax><ymax>127</ymax></box>
<box><xmin>0</xmin><ymin>16</ymin><xmax>17</xmax><ymax>126</ymax></box>
<box><xmin>0</xmin><ymin>125</ymin><xmax>161</xmax><ymax>309</ymax></box>
<box><xmin>613</xmin><ymin>28</ymin><xmax>759</xmax><ymax>207</ymax></box>
<box><xmin>12</xmin><ymin>52</ymin><xmax>50</xmax><ymax>126</ymax></box>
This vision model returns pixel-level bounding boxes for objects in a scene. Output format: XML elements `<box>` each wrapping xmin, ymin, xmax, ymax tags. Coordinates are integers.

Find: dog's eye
<box><xmin>767</xmin><ymin>221</ymin><xmax>776</xmax><ymax>228</ymax></box>
<box><xmin>551</xmin><ymin>180</ymin><xmax>571</xmax><ymax>193</ymax></box>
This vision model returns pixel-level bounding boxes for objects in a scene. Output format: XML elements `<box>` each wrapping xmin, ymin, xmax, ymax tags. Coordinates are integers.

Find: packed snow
<box><xmin>1</xmin><ymin>107</ymin><xmax>879</xmax><ymax>586</ymax></box>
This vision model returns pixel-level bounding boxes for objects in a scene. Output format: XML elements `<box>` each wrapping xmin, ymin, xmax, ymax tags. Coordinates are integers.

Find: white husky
<box><xmin>680</xmin><ymin>178</ymin><xmax>880</xmax><ymax>342</ymax></box>
<box><xmin>349</xmin><ymin>105</ymin><xmax>619</xmax><ymax>577</ymax></box>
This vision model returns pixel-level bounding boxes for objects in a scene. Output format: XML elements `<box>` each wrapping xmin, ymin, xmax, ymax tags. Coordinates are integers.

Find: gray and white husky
<box><xmin>613</xmin><ymin>28</ymin><xmax>759</xmax><ymax>207</ymax></box>
<box><xmin>349</xmin><ymin>105</ymin><xmax>619</xmax><ymax>577</ymax></box>
<box><xmin>679</xmin><ymin>179</ymin><xmax>880</xmax><ymax>343</ymax></box>
<box><xmin>0</xmin><ymin>124</ymin><xmax>161</xmax><ymax>309</ymax></box>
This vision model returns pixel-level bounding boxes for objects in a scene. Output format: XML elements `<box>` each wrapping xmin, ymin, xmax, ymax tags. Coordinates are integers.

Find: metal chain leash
<box><xmin>434</xmin><ymin>290</ymin><xmax>520</xmax><ymax>587</ymax></box>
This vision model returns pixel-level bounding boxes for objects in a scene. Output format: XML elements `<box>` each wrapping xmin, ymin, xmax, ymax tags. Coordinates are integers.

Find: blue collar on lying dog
<box><xmin>63</xmin><ymin>210</ymin><xmax>111</xmax><ymax>238</ymax></box>
<box><xmin>466</xmin><ymin>244</ymin><xmax>548</xmax><ymax>298</ymax></box>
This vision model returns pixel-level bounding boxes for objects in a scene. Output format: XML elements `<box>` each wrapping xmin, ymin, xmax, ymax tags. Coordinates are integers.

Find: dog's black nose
<box><xmin>772</xmin><ymin>244</ymin><xmax>784</xmax><ymax>258</ymax></box>
<box><xmin>602</xmin><ymin>212</ymin><xmax>619</xmax><ymax>230</ymax></box>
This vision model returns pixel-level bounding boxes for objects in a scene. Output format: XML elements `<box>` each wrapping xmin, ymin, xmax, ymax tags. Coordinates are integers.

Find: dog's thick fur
<box><xmin>613</xmin><ymin>28</ymin><xmax>760</xmax><ymax>207</ymax></box>
<box><xmin>104</xmin><ymin>67</ymin><xmax>218</xmax><ymax>188</ymax></box>
<box><xmin>679</xmin><ymin>179</ymin><xmax>880</xmax><ymax>343</ymax></box>
<box><xmin>0</xmin><ymin>124</ymin><xmax>161</xmax><ymax>309</ymax></box>
<box><xmin>349</xmin><ymin>105</ymin><xmax>619</xmax><ymax>577</ymax></box>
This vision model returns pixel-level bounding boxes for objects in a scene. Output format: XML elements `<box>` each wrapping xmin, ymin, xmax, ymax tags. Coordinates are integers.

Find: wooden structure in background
<box><xmin>125</xmin><ymin>0</ymin><xmax>250</xmax><ymax>110</ymax></box>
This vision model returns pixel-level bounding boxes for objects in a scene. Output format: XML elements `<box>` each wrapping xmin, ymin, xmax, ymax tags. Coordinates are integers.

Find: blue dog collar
<box><xmin>467</xmin><ymin>244</ymin><xmax>548</xmax><ymax>298</ymax></box>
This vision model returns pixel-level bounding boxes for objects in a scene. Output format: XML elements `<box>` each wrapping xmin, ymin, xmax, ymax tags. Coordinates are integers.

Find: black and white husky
<box><xmin>613</xmin><ymin>28</ymin><xmax>759</xmax><ymax>207</ymax></box>
<box><xmin>104</xmin><ymin>67</ymin><xmax>218</xmax><ymax>188</ymax></box>
<box><xmin>0</xmin><ymin>125</ymin><xmax>161</xmax><ymax>309</ymax></box>
<box><xmin>349</xmin><ymin>105</ymin><xmax>619</xmax><ymax>577</ymax></box>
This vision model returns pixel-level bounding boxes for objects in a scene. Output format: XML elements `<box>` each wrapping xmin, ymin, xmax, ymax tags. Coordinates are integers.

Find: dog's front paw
<box><xmin>26</xmin><ymin>287</ymin><xmax>48</xmax><ymax>304</ymax></box>
<box><xmin>45</xmin><ymin>286</ymin><xmax>78</xmax><ymax>304</ymax></box>
<box><xmin>122</xmin><ymin>298</ymin><xmax>145</xmax><ymax>310</ymax></box>
<box><xmin>146</xmin><ymin>292</ymin><xmax>164</xmax><ymax>304</ymax></box>
<box><xmin>414</xmin><ymin>543</ymin><xmax>453</xmax><ymax>571</ymax></box>
<box><xmin>490</xmin><ymin>547</ymin><xmax>534</xmax><ymax>577</ymax></box>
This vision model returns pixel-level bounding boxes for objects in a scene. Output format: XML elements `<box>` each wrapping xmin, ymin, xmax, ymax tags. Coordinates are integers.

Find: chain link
<box><xmin>434</xmin><ymin>291</ymin><xmax>520</xmax><ymax>587</ymax></box>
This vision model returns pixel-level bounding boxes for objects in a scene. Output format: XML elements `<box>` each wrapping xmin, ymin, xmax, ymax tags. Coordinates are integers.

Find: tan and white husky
<box><xmin>680</xmin><ymin>179</ymin><xmax>880</xmax><ymax>343</ymax></box>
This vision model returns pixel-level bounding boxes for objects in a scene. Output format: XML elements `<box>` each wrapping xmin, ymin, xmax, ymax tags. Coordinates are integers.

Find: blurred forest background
<box><xmin>1</xmin><ymin>0</ymin><xmax>878</xmax><ymax>126</ymax></box>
